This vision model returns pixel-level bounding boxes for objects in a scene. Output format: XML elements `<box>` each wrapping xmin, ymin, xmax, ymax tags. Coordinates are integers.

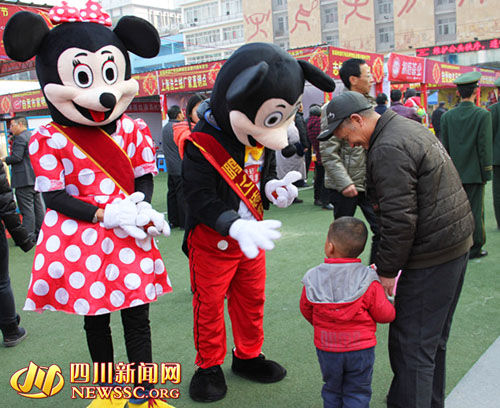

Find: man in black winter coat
<box><xmin>1</xmin><ymin>117</ymin><xmax>44</xmax><ymax>240</ymax></box>
<box><xmin>0</xmin><ymin>162</ymin><xmax>34</xmax><ymax>347</ymax></box>
<box><xmin>162</xmin><ymin>105</ymin><xmax>185</xmax><ymax>228</ymax></box>
<box><xmin>322</xmin><ymin>91</ymin><xmax>474</xmax><ymax>408</ymax></box>
<box><xmin>431</xmin><ymin>101</ymin><xmax>447</xmax><ymax>140</ymax></box>
<box><xmin>294</xmin><ymin>105</ymin><xmax>310</xmax><ymax>186</ymax></box>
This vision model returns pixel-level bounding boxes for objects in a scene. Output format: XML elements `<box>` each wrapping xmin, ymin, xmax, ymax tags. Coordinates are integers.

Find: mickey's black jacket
<box><xmin>182</xmin><ymin>119</ymin><xmax>277</xmax><ymax>254</ymax></box>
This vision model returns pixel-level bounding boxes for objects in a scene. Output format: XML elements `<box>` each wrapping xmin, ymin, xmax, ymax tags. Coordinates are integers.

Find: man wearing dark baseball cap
<box><xmin>323</xmin><ymin>90</ymin><xmax>474</xmax><ymax>408</ymax></box>
<box><xmin>318</xmin><ymin>91</ymin><xmax>372</xmax><ymax>141</ymax></box>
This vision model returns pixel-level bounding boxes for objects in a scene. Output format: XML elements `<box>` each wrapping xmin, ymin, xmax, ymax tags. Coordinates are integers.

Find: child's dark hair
<box><xmin>167</xmin><ymin>105</ymin><xmax>181</xmax><ymax>120</ymax></box>
<box><xmin>327</xmin><ymin>217</ymin><xmax>368</xmax><ymax>258</ymax></box>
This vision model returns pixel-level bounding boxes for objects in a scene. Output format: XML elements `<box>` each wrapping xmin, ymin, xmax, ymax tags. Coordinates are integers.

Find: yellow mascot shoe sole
<box><xmin>126</xmin><ymin>399</ymin><xmax>175</xmax><ymax>408</ymax></box>
<box><xmin>86</xmin><ymin>395</ymin><xmax>127</xmax><ymax>408</ymax></box>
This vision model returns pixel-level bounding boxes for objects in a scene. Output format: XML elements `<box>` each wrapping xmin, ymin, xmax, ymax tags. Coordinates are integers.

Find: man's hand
<box><xmin>342</xmin><ymin>184</ymin><xmax>358</xmax><ymax>197</ymax></box>
<box><xmin>379</xmin><ymin>276</ymin><xmax>396</xmax><ymax>297</ymax></box>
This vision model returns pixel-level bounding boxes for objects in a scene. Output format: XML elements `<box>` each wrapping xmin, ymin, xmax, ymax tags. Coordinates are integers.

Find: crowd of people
<box><xmin>1</xmin><ymin>56</ymin><xmax>499</xmax><ymax>408</ymax></box>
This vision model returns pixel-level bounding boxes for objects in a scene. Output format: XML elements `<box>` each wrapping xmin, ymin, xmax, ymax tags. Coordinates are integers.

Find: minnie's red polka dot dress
<box><xmin>25</xmin><ymin>115</ymin><xmax>172</xmax><ymax>316</ymax></box>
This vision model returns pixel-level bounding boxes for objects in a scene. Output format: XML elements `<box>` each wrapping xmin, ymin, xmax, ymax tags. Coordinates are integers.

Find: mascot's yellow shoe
<box><xmin>86</xmin><ymin>395</ymin><xmax>127</xmax><ymax>408</ymax></box>
<box><xmin>127</xmin><ymin>399</ymin><xmax>175</xmax><ymax>408</ymax></box>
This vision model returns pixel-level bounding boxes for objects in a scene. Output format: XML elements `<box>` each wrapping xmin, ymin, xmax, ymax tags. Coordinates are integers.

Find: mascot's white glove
<box><xmin>103</xmin><ymin>192</ymin><xmax>146</xmax><ymax>240</ymax></box>
<box><xmin>136</xmin><ymin>201</ymin><xmax>171</xmax><ymax>237</ymax></box>
<box><xmin>229</xmin><ymin>218</ymin><xmax>282</xmax><ymax>259</ymax></box>
<box><xmin>134</xmin><ymin>201</ymin><xmax>170</xmax><ymax>251</ymax></box>
<box><xmin>265</xmin><ymin>171</ymin><xmax>301</xmax><ymax>208</ymax></box>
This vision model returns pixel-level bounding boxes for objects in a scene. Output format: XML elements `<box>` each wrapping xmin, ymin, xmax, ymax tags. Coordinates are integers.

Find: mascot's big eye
<box><xmin>73</xmin><ymin>63</ymin><xmax>93</xmax><ymax>88</ymax></box>
<box><xmin>102</xmin><ymin>59</ymin><xmax>118</xmax><ymax>85</ymax></box>
<box><xmin>264</xmin><ymin>112</ymin><xmax>283</xmax><ymax>127</ymax></box>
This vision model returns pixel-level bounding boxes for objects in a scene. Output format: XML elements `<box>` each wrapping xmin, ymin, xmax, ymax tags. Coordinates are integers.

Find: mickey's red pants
<box><xmin>188</xmin><ymin>224</ymin><xmax>266</xmax><ymax>369</ymax></box>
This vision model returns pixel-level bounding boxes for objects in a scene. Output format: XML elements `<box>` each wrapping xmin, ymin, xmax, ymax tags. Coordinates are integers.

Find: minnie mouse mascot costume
<box><xmin>4</xmin><ymin>2</ymin><xmax>173</xmax><ymax>407</ymax></box>
<box><xmin>182</xmin><ymin>42</ymin><xmax>335</xmax><ymax>402</ymax></box>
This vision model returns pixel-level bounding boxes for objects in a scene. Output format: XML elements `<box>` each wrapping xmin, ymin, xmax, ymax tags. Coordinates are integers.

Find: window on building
<box><xmin>274</xmin><ymin>14</ymin><xmax>288</xmax><ymax>37</ymax></box>
<box><xmin>324</xmin><ymin>32</ymin><xmax>339</xmax><ymax>46</ymax></box>
<box><xmin>436</xmin><ymin>0</ymin><xmax>455</xmax><ymax>6</ymax></box>
<box><xmin>184</xmin><ymin>2</ymin><xmax>218</xmax><ymax>25</ymax></box>
<box><xmin>436</xmin><ymin>14</ymin><xmax>456</xmax><ymax>42</ymax></box>
<box><xmin>221</xmin><ymin>0</ymin><xmax>242</xmax><ymax>16</ymax></box>
<box><xmin>185</xmin><ymin>29</ymin><xmax>220</xmax><ymax>49</ymax></box>
<box><xmin>273</xmin><ymin>0</ymin><xmax>287</xmax><ymax>9</ymax></box>
<box><xmin>222</xmin><ymin>25</ymin><xmax>244</xmax><ymax>42</ymax></box>
<box><xmin>377</xmin><ymin>0</ymin><xmax>392</xmax><ymax>16</ymax></box>
<box><xmin>322</xmin><ymin>4</ymin><xmax>338</xmax><ymax>26</ymax></box>
<box><xmin>376</xmin><ymin>24</ymin><xmax>394</xmax><ymax>51</ymax></box>
<box><xmin>276</xmin><ymin>40</ymin><xmax>289</xmax><ymax>51</ymax></box>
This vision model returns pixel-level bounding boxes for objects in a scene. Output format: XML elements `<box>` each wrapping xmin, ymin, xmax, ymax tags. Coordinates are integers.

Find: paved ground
<box><xmin>446</xmin><ymin>336</ymin><xmax>500</xmax><ymax>407</ymax></box>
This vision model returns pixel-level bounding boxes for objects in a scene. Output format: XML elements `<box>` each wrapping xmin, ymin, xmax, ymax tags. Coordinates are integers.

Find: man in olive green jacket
<box><xmin>441</xmin><ymin>71</ymin><xmax>493</xmax><ymax>259</ymax></box>
<box><xmin>490</xmin><ymin>77</ymin><xmax>500</xmax><ymax>228</ymax></box>
<box><xmin>319</xmin><ymin>58</ymin><xmax>379</xmax><ymax>263</ymax></box>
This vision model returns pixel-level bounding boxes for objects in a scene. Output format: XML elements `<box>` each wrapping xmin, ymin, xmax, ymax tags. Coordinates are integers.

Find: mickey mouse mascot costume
<box><xmin>182</xmin><ymin>42</ymin><xmax>335</xmax><ymax>402</ymax></box>
<box><xmin>4</xmin><ymin>2</ymin><xmax>173</xmax><ymax>407</ymax></box>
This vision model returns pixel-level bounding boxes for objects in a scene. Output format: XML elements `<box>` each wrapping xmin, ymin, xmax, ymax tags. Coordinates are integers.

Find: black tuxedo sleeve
<box><xmin>182</xmin><ymin>141</ymin><xmax>240</xmax><ymax>236</ymax></box>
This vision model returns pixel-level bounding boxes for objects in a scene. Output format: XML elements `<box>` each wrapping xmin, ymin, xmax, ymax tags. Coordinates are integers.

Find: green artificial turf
<box><xmin>1</xmin><ymin>171</ymin><xmax>499</xmax><ymax>407</ymax></box>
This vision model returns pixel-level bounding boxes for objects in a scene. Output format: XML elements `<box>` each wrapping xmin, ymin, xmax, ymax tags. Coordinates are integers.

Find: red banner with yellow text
<box><xmin>424</xmin><ymin>60</ymin><xmax>475</xmax><ymax>88</ymax></box>
<box><xmin>158</xmin><ymin>61</ymin><xmax>225</xmax><ymax>94</ymax></box>
<box><xmin>288</xmin><ymin>46</ymin><xmax>331</xmax><ymax>75</ymax></box>
<box><xmin>329</xmin><ymin>47</ymin><xmax>384</xmax><ymax>83</ymax></box>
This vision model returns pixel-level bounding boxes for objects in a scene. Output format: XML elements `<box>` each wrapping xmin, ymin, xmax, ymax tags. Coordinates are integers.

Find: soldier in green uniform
<box><xmin>441</xmin><ymin>71</ymin><xmax>493</xmax><ymax>259</ymax></box>
<box><xmin>490</xmin><ymin>77</ymin><xmax>500</xmax><ymax>228</ymax></box>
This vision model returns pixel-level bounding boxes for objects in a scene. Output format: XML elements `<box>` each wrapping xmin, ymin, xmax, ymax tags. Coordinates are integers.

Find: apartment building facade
<box><xmin>101</xmin><ymin>0</ymin><xmax>182</xmax><ymax>36</ymax></box>
<box><xmin>179</xmin><ymin>0</ymin><xmax>499</xmax><ymax>68</ymax></box>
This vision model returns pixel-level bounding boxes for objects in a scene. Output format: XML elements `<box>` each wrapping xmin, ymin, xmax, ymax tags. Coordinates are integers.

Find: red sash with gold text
<box><xmin>189</xmin><ymin>132</ymin><xmax>264</xmax><ymax>221</ymax></box>
<box><xmin>50</xmin><ymin>122</ymin><xmax>135</xmax><ymax>195</ymax></box>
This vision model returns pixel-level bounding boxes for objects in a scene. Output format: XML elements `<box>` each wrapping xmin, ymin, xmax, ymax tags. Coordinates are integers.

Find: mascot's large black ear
<box><xmin>3</xmin><ymin>11</ymin><xmax>49</xmax><ymax>62</ymax></box>
<box><xmin>114</xmin><ymin>16</ymin><xmax>160</xmax><ymax>58</ymax></box>
<box><xmin>298</xmin><ymin>60</ymin><xmax>336</xmax><ymax>93</ymax></box>
<box><xmin>226</xmin><ymin>62</ymin><xmax>269</xmax><ymax>104</ymax></box>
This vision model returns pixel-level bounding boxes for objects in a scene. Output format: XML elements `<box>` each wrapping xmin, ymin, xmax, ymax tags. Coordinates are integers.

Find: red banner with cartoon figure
<box><xmin>329</xmin><ymin>47</ymin><xmax>384</xmax><ymax>83</ymax></box>
<box><xmin>387</xmin><ymin>53</ymin><xmax>425</xmax><ymax>84</ymax></box>
<box><xmin>158</xmin><ymin>61</ymin><xmax>225</xmax><ymax>94</ymax></box>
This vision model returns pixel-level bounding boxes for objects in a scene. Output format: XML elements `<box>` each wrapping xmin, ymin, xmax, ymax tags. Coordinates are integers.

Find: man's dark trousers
<box><xmin>314</xmin><ymin>164</ymin><xmax>333</xmax><ymax>205</ymax></box>
<box><xmin>493</xmin><ymin>166</ymin><xmax>500</xmax><ymax>228</ymax></box>
<box><xmin>331</xmin><ymin>190</ymin><xmax>380</xmax><ymax>264</ymax></box>
<box><xmin>167</xmin><ymin>174</ymin><xmax>185</xmax><ymax>228</ymax></box>
<box><xmin>387</xmin><ymin>252</ymin><xmax>468</xmax><ymax>408</ymax></box>
<box><xmin>15</xmin><ymin>186</ymin><xmax>44</xmax><ymax>239</ymax></box>
<box><xmin>462</xmin><ymin>183</ymin><xmax>485</xmax><ymax>257</ymax></box>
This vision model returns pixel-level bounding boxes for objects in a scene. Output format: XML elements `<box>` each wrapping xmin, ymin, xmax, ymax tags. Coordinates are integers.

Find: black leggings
<box><xmin>83</xmin><ymin>303</ymin><xmax>152</xmax><ymax>386</ymax></box>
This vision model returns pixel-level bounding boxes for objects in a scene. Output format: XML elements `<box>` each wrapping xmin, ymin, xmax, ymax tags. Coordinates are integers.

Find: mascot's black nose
<box><xmin>100</xmin><ymin>93</ymin><xmax>116</xmax><ymax>110</ymax></box>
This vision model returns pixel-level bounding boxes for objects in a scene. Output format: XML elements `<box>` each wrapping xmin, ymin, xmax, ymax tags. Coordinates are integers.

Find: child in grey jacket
<box><xmin>300</xmin><ymin>217</ymin><xmax>395</xmax><ymax>408</ymax></box>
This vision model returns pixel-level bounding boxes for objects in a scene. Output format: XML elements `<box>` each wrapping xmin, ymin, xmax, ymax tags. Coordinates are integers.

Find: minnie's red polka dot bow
<box><xmin>49</xmin><ymin>0</ymin><xmax>112</xmax><ymax>26</ymax></box>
